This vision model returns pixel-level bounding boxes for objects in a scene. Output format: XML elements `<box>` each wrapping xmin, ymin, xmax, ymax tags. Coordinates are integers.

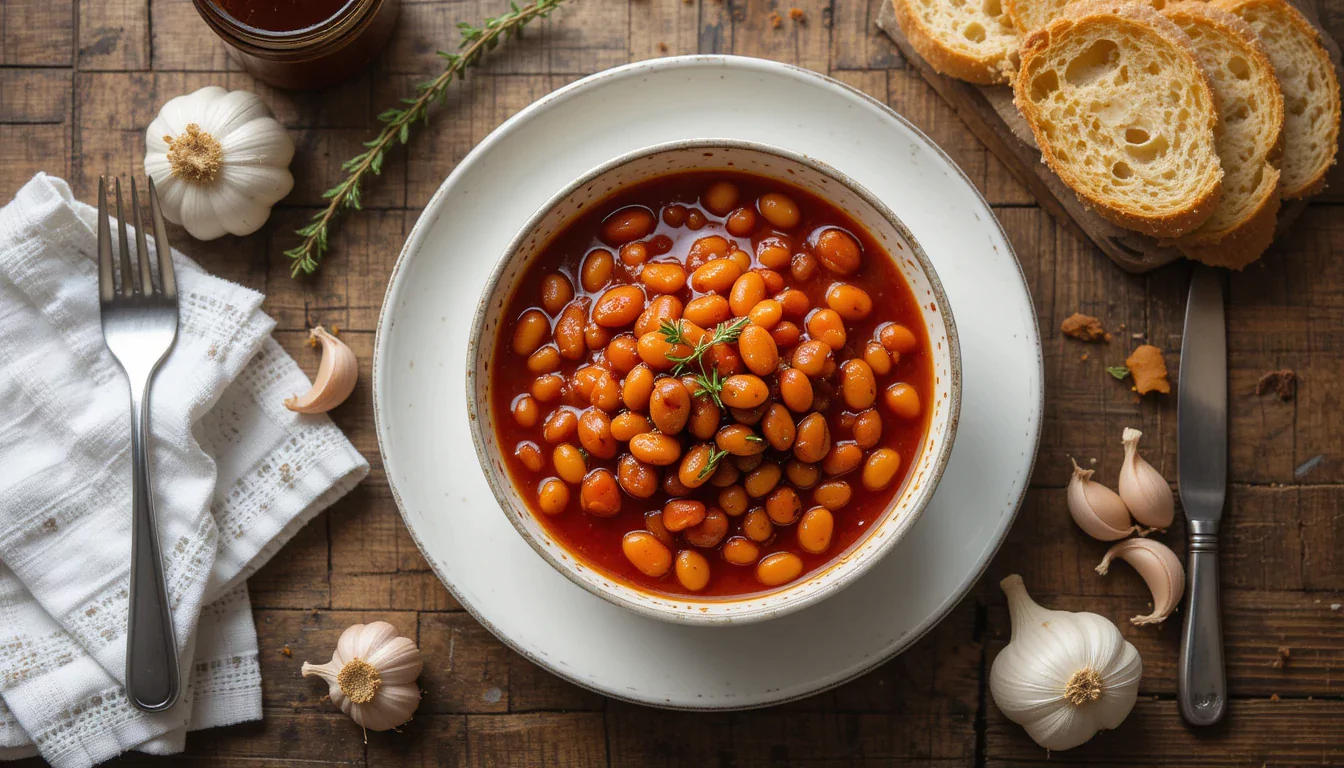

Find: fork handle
<box><xmin>126</xmin><ymin>381</ymin><xmax>181</xmax><ymax>712</ymax></box>
<box><xmin>1178</xmin><ymin>518</ymin><xmax>1226</xmax><ymax>726</ymax></box>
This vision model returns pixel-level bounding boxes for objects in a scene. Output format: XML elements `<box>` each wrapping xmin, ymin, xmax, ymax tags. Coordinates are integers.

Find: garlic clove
<box><xmin>1067</xmin><ymin>459</ymin><xmax>1136</xmax><ymax>541</ymax></box>
<box><xmin>991</xmin><ymin>575</ymin><xmax>1142</xmax><ymax>752</ymax></box>
<box><xmin>302</xmin><ymin>621</ymin><xmax>423</xmax><ymax>733</ymax></box>
<box><xmin>1118</xmin><ymin>428</ymin><xmax>1175</xmax><ymax>529</ymax></box>
<box><xmin>1096</xmin><ymin>537</ymin><xmax>1185</xmax><ymax>625</ymax></box>
<box><xmin>285</xmin><ymin>326</ymin><xmax>358</xmax><ymax>414</ymax></box>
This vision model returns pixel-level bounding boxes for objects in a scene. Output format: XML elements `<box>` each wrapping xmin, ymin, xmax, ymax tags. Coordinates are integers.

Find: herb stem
<box><xmin>285</xmin><ymin>0</ymin><xmax>570</xmax><ymax>277</ymax></box>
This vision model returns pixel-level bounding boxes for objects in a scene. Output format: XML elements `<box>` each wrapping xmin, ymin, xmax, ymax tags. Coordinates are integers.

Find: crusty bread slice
<box><xmin>891</xmin><ymin>0</ymin><xmax>1021</xmax><ymax>84</ymax></box>
<box><xmin>1014</xmin><ymin>0</ymin><xmax>1224</xmax><ymax>237</ymax></box>
<box><xmin>1162</xmin><ymin>2</ymin><xmax>1284</xmax><ymax>268</ymax></box>
<box><xmin>1004</xmin><ymin>0</ymin><xmax>1073</xmax><ymax>33</ymax></box>
<box><xmin>1211</xmin><ymin>0</ymin><xmax>1340</xmax><ymax>198</ymax></box>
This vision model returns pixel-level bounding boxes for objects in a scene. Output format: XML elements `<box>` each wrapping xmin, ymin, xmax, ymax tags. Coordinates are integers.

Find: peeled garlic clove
<box><xmin>1067</xmin><ymin>459</ymin><xmax>1136</xmax><ymax>541</ymax></box>
<box><xmin>1118</xmin><ymin>428</ymin><xmax>1175</xmax><ymax>529</ymax></box>
<box><xmin>1095</xmin><ymin>537</ymin><xmax>1185</xmax><ymax>625</ymax></box>
<box><xmin>302</xmin><ymin>621</ymin><xmax>423</xmax><ymax>732</ymax></box>
<box><xmin>285</xmin><ymin>326</ymin><xmax>357</xmax><ymax>413</ymax></box>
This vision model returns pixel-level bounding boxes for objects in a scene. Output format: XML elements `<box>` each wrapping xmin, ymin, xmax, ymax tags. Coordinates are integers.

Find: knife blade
<box><xmin>1176</xmin><ymin>263</ymin><xmax>1228</xmax><ymax>726</ymax></box>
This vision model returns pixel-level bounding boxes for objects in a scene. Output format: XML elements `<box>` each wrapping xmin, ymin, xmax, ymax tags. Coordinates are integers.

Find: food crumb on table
<box><xmin>281</xmin><ymin>644</ymin><xmax>292</xmax><ymax>657</ymax></box>
<box><xmin>1272</xmin><ymin>646</ymin><xmax>1292</xmax><ymax>669</ymax></box>
<box><xmin>769</xmin><ymin>11</ymin><xmax>782</xmax><ymax>27</ymax></box>
<box><xmin>789</xmin><ymin>7</ymin><xmax>806</xmax><ymax>22</ymax></box>
<box><xmin>1256</xmin><ymin>369</ymin><xmax>1296</xmax><ymax>401</ymax></box>
<box><xmin>657</xmin><ymin>41</ymin><xmax>668</xmax><ymax>53</ymax></box>
<box><xmin>1060</xmin><ymin>312</ymin><xmax>1110</xmax><ymax>342</ymax></box>
<box><xmin>1079</xmin><ymin>352</ymin><xmax>1089</xmax><ymax>362</ymax></box>
<box><xmin>1125</xmin><ymin>345</ymin><xmax>1170</xmax><ymax>395</ymax></box>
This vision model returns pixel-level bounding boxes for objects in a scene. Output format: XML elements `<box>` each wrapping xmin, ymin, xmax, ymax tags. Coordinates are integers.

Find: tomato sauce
<box><xmin>490</xmin><ymin>171</ymin><xmax>933</xmax><ymax>599</ymax></box>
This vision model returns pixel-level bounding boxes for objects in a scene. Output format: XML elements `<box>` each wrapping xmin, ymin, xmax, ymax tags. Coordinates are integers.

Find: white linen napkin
<box><xmin>0</xmin><ymin>174</ymin><xmax>369</xmax><ymax>767</ymax></box>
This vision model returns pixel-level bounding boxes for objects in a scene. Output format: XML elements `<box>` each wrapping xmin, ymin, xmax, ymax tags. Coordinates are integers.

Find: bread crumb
<box><xmin>1270</xmin><ymin>693</ymin><xmax>1280</xmax><ymax>702</ymax></box>
<box><xmin>1126</xmin><ymin>345</ymin><xmax>1170</xmax><ymax>395</ymax></box>
<box><xmin>1255</xmin><ymin>369</ymin><xmax>1296</xmax><ymax>401</ymax></box>
<box><xmin>769</xmin><ymin>10</ymin><xmax>782</xmax><ymax>27</ymax></box>
<box><xmin>789</xmin><ymin>7</ymin><xmax>806</xmax><ymax>22</ymax></box>
<box><xmin>1272</xmin><ymin>646</ymin><xmax>1291</xmax><ymax>669</ymax></box>
<box><xmin>657</xmin><ymin>41</ymin><xmax>668</xmax><ymax>53</ymax></box>
<box><xmin>1061</xmin><ymin>313</ymin><xmax>1109</xmax><ymax>342</ymax></box>
<box><xmin>1080</xmin><ymin>353</ymin><xmax>1089</xmax><ymax>362</ymax></box>
<box><xmin>281</xmin><ymin>645</ymin><xmax>293</xmax><ymax>658</ymax></box>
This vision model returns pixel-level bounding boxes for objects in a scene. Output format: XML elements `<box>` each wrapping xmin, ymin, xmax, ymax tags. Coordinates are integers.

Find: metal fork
<box><xmin>97</xmin><ymin>176</ymin><xmax>181</xmax><ymax>712</ymax></box>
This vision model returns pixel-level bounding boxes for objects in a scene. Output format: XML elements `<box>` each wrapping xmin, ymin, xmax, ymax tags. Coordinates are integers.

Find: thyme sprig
<box><xmin>696</xmin><ymin>446</ymin><xmax>731</xmax><ymax>480</ymax></box>
<box><xmin>659</xmin><ymin>316</ymin><xmax>751</xmax><ymax>407</ymax></box>
<box><xmin>285</xmin><ymin>0</ymin><xmax>570</xmax><ymax>277</ymax></box>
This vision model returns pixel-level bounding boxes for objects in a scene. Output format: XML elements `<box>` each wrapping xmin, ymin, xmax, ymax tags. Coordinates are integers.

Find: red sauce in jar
<box><xmin>491</xmin><ymin>171</ymin><xmax>933</xmax><ymax>599</ymax></box>
<box><xmin>213</xmin><ymin>0</ymin><xmax>350</xmax><ymax>31</ymax></box>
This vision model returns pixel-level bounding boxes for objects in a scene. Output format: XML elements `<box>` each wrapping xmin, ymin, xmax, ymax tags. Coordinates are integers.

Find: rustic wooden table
<box><xmin>3</xmin><ymin>0</ymin><xmax>1342</xmax><ymax>764</ymax></box>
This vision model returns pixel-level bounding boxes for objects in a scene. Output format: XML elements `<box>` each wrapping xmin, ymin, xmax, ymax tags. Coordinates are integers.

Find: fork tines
<box><xmin>97</xmin><ymin>176</ymin><xmax>177</xmax><ymax>302</ymax></box>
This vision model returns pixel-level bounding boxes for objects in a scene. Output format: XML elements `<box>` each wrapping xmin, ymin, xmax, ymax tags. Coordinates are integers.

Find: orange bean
<box><xmin>702</xmin><ymin>342</ymin><xmax>744</xmax><ymax>377</ymax></box>
<box><xmin>715</xmin><ymin>424</ymin><xmax>767</xmax><ymax>456</ymax></box>
<box><xmin>592</xmin><ymin>285</ymin><xmax>645</xmax><ymax>328</ymax></box>
<box><xmin>822</xmin><ymin>441</ymin><xmax>863</xmax><ymax>476</ymax></box>
<box><xmin>640</xmin><ymin>262</ymin><xmax>687</xmax><ymax>294</ymax></box>
<box><xmin>770</xmin><ymin>321</ymin><xmax>802</xmax><ymax>348</ymax></box>
<box><xmin>678</xmin><ymin>443</ymin><xmax>717</xmax><ymax>489</ymax></box>
<box><xmin>785</xmin><ymin>459</ymin><xmax>820</xmax><ymax>489</ymax></box>
<box><xmin>863</xmin><ymin>448</ymin><xmax>902</xmax><ymax>491</ymax></box>
<box><xmin>718</xmin><ymin>484</ymin><xmax>749</xmax><ymax>516</ymax></box>
<box><xmin>879</xmin><ymin>323</ymin><xmax>919</xmax><ymax>354</ymax></box>
<box><xmin>619</xmin><ymin>241</ymin><xmax>649</xmax><ymax>266</ymax></box>
<box><xmin>734</xmin><ymin>453</ymin><xmax>765</xmax><ymax>473</ymax></box>
<box><xmin>776</xmin><ymin>288</ymin><xmax>810</xmax><ymax>317</ymax></box>
<box><xmin>760</xmin><ymin>403</ymin><xmax>796</xmax><ymax>451</ymax></box>
<box><xmin>649</xmin><ymin>378</ymin><xmax>691</xmax><ymax>435</ymax></box>
<box><xmin>726</xmin><ymin>207</ymin><xmax>757</xmax><ymax>237</ymax></box>
<box><xmin>606</xmin><ymin>335</ymin><xmax>641</xmax><ymax>373</ymax></box>
<box><xmin>584</xmin><ymin>322</ymin><xmax>611</xmax><ymax>350</ymax></box>
<box><xmin>589</xmin><ymin>370</ymin><xmax>621</xmax><ymax>411</ymax></box>
<box><xmin>744</xmin><ymin>461</ymin><xmax>782</xmax><ymax>498</ymax></box>
<box><xmin>511</xmin><ymin>394</ymin><xmax>540</xmax><ymax>427</ymax></box>
<box><xmin>863</xmin><ymin>341</ymin><xmax>892</xmax><ymax>375</ymax></box>
<box><xmin>730</xmin><ymin>402</ymin><xmax>769</xmax><ymax>426</ymax></box>
<box><xmin>688</xmin><ymin>395</ymin><xmax>721</xmax><ymax>440</ymax></box>
<box><xmin>730</xmin><ymin>272</ymin><xmax>767</xmax><ymax>318</ymax></box>
<box><xmin>542</xmin><ymin>408</ymin><xmax>578</xmax><ymax>443</ymax></box>
<box><xmin>758</xmin><ymin>193</ymin><xmax>800</xmax><ymax>229</ymax></box>
<box><xmin>552</xmin><ymin>443</ymin><xmax>588</xmax><ymax>484</ymax></box>
<box><xmin>662</xmin><ymin>499</ymin><xmax>707</xmax><ymax>532</ymax></box>
<box><xmin>748</xmin><ymin>299</ymin><xmax>783</xmax><ymax>330</ymax></box>
<box><xmin>622</xmin><ymin>530</ymin><xmax>672</xmax><ymax>576</ymax></box>
<box><xmin>883</xmin><ymin>382</ymin><xmax>922</xmax><ymax>420</ymax></box>
<box><xmin>852</xmin><ymin>409</ymin><xmax>883</xmax><ymax>449</ymax></box>
<box><xmin>602</xmin><ymin>207</ymin><xmax>655</xmax><ymax>245</ymax></box>
<box><xmin>806</xmin><ymin>309</ymin><xmax>847</xmax><ymax>350</ymax></box>
<box><xmin>577</xmin><ymin>409</ymin><xmax>617</xmax><ymax>459</ymax></box>
<box><xmin>703</xmin><ymin>181</ymin><xmax>740</xmax><ymax>216</ymax></box>
<box><xmin>710</xmin><ymin>460</ymin><xmax>740</xmax><ymax>488</ymax></box>
<box><xmin>839</xmin><ymin>359</ymin><xmax>877</xmax><ymax>410</ymax></box>
<box><xmin>797</xmin><ymin>507</ymin><xmax>834</xmax><ymax>553</ymax></box>
<box><xmin>686</xmin><ymin>234</ymin><xmax>730</xmax><ymax>267</ymax></box>
<box><xmin>793</xmin><ymin>412</ymin><xmax>831</xmax><ymax>463</ymax></box>
<box><xmin>825</xmin><ymin>283</ymin><xmax>873</xmax><ymax>321</ymax></box>
<box><xmin>617</xmin><ymin>453</ymin><xmax>660</xmax><ymax>498</ymax></box>
<box><xmin>540</xmin><ymin>274</ymin><xmax>573</xmax><ymax>315</ymax></box>
<box><xmin>683</xmin><ymin>296</ymin><xmax>732</xmax><ymax>328</ymax></box>
<box><xmin>531</xmin><ymin>373</ymin><xmax>564</xmax><ymax>403</ymax></box>
<box><xmin>537</xmin><ymin>479</ymin><xmax>570</xmax><ymax>515</ymax></box>
<box><xmin>515</xmin><ymin>441</ymin><xmax>545</xmax><ymax>472</ymax></box>
<box><xmin>766</xmin><ymin>486</ymin><xmax>803</xmax><ymax>525</ymax></box>
<box><xmin>756</xmin><ymin>552</ymin><xmax>803</xmax><ymax>586</ymax></box>
<box><xmin>791</xmin><ymin>251</ymin><xmax>818</xmax><ymax>282</ymax></box>
<box><xmin>686</xmin><ymin>210</ymin><xmax>707</xmax><ymax>230</ymax></box>
<box><xmin>728</xmin><ymin>249</ymin><xmax>752</xmax><ymax>273</ymax></box>
<box><xmin>662</xmin><ymin>204</ymin><xmax>687</xmax><ymax>227</ymax></box>
<box><xmin>777</xmin><ymin>367</ymin><xmax>814</xmax><ymax>412</ymax></box>
<box><xmin>512</xmin><ymin>309</ymin><xmax>550</xmax><ymax>356</ymax></box>
<box><xmin>637</xmin><ymin>331</ymin><xmax>691</xmax><ymax>371</ymax></box>
<box><xmin>581</xmin><ymin>249</ymin><xmax>615</xmax><ymax>291</ymax></box>
<box><xmin>623</xmin><ymin>364</ymin><xmax>655</xmax><ymax>410</ymax></box>
<box><xmin>813</xmin><ymin>479</ymin><xmax>852</xmax><ymax>510</ymax></box>
<box><xmin>742</xmin><ymin>508</ymin><xmax>773</xmax><ymax>542</ymax></box>
<box><xmin>813</xmin><ymin>228</ymin><xmax>861</xmax><ymax>274</ymax></box>
<box><xmin>690</xmin><ymin>258</ymin><xmax>743</xmax><ymax>294</ymax></box>
<box><xmin>722</xmin><ymin>536</ymin><xmax>761</xmax><ymax>565</ymax></box>
<box><xmin>629</xmin><ymin>432</ymin><xmax>683</xmax><ymax>465</ymax></box>
<box><xmin>757</xmin><ymin>242</ymin><xmax>791</xmax><ymax>270</ymax></box>
<box><xmin>632</xmin><ymin>294</ymin><xmax>681</xmax><ymax>338</ymax></box>
<box><xmin>736</xmin><ymin>325</ymin><xmax>779</xmax><ymax>377</ymax></box>
<box><xmin>555</xmin><ymin>301</ymin><xmax>588</xmax><ymax>360</ymax></box>
<box><xmin>675</xmin><ymin>549</ymin><xmax>712</xmax><ymax>591</ymax></box>
<box><xmin>580</xmin><ymin>468</ymin><xmax>622</xmax><ymax>517</ymax></box>
<box><xmin>610</xmin><ymin>411</ymin><xmax>652</xmax><ymax>442</ymax></box>
<box><xmin>791</xmin><ymin>340</ymin><xmax>832</xmax><ymax>377</ymax></box>
<box><xmin>526</xmin><ymin>345</ymin><xmax>561</xmax><ymax>374</ymax></box>
<box><xmin>721</xmin><ymin>374</ymin><xmax>770</xmax><ymax>408</ymax></box>
<box><xmin>684</xmin><ymin>509</ymin><xmax>729</xmax><ymax>548</ymax></box>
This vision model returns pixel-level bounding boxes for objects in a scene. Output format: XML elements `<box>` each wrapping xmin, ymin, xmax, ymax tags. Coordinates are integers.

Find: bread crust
<box><xmin>1211</xmin><ymin>0</ymin><xmax>1341</xmax><ymax>199</ymax></box>
<box><xmin>891</xmin><ymin>0</ymin><xmax>1019</xmax><ymax>85</ymax></box>
<box><xmin>1163</xmin><ymin>1</ymin><xmax>1284</xmax><ymax>267</ymax></box>
<box><xmin>1014</xmin><ymin>0</ymin><xmax>1224</xmax><ymax>238</ymax></box>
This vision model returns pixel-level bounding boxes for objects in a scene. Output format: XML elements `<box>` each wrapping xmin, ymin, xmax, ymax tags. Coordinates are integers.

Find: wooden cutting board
<box><xmin>875</xmin><ymin>0</ymin><xmax>1343</xmax><ymax>273</ymax></box>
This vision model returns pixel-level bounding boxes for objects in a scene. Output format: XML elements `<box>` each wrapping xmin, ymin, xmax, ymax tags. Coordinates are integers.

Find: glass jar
<box><xmin>192</xmin><ymin>0</ymin><xmax>401</xmax><ymax>90</ymax></box>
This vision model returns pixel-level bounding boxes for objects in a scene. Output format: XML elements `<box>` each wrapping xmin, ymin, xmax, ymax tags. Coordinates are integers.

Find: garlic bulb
<box><xmin>1118</xmin><ymin>428</ymin><xmax>1175</xmax><ymax>529</ymax></box>
<box><xmin>1096</xmin><ymin>537</ymin><xmax>1185</xmax><ymax>625</ymax></box>
<box><xmin>302</xmin><ymin>621</ymin><xmax>423</xmax><ymax>731</ymax></box>
<box><xmin>144</xmin><ymin>86</ymin><xmax>294</xmax><ymax>240</ymax></box>
<box><xmin>285</xmin><ymin>326</ymin><xmax>358</xmax><ymax>413</ymax></box>
<box><xmin>990</xmin><ymin>575</ymin><xmax>1142</xmax><ymax>751</ymax></box>
<box><xmin>1067</xmin><ymin>459</ymin><xmax>1136</xmax><ymax>541</ymax></box>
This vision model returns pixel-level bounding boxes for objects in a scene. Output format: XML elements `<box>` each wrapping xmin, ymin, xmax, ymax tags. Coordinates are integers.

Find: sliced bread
<box><xmin>1014</xmin><ymin>0</ymin><xmax>1224</xmax><ymax>237</ymax></box>
<box><xmin>1211</xmin><ymin>0</ymin><xmax>1340</xmax><ymax>198</ymax></box>
<box><xmin>1163</xmin><ymin>2</ymin><xmax>1284</xmax><ymax>268</ymax></box>
<box><xmin>890</xmin><ymin>0</ymin><xmax>1021</xmax><ymax>84</ymax></box>
<box><xmin>1004</xmin><ymin>0</ymin><xmax>1073</xmax><ymax>33</ymax></box>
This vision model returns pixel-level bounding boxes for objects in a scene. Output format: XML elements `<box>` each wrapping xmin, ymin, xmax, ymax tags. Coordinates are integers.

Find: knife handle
<box><xmin>1178</xmin><ymin>518</ymin><xmax>1226</xmax><ymax>726</ymax></box>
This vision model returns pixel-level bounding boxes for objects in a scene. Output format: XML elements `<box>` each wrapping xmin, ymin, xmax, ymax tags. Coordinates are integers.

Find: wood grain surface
<box><xmin>1</xmin><ymin>0</ymin><xmax>1341</xmax><ymax>765</ymax></box>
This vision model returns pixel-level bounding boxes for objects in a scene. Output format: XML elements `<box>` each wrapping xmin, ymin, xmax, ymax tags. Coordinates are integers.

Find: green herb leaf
<box><xmin>1106</xmin><ymin>366</ymin><xmax>1131</xmax><ymax>381</ymax></box>
<box><xmin>697</xmin><ymin>446</ymin><xmax>730</xmax><ymax>480</ymax></box>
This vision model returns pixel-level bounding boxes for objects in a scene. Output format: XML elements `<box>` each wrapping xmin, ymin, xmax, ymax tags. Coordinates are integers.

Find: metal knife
<box><xmin>1177</xmin><ymin>264</ymin><xmax>1228</xmax><ymax>726</ymax></box>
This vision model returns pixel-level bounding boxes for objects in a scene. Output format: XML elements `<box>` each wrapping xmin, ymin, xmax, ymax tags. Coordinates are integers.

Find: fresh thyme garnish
<box><xmin>659</xmin><ymin>316</ymin><xmax>751</xmax><ymax>407</ymax></box>
<box><xmin>696</xmin><ymin>446</ymin><xmax>731</xmax><ymax>480</ymax></box>
<box><xmin>285</xmin><ymin>0</ymin><xmax>570</xmax><ymax>277</ymax></box>
<box><xmin>744</xmin><ymin>434</ymin><xmax>765</xmax><ymax>444</ymax></box>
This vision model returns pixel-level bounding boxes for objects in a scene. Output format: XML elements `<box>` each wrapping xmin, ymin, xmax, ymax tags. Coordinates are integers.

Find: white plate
<box><xmin>374</xmin><ymin>55</ymin><xmax>1042</xmax><ymax>709</ymax></box>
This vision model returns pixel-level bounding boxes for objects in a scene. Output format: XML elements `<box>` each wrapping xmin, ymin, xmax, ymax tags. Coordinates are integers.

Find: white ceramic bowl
<box><xmin>467</xmin><ymin>140</ymin><xmax>961</xmax><ymax>625</ymax></box>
